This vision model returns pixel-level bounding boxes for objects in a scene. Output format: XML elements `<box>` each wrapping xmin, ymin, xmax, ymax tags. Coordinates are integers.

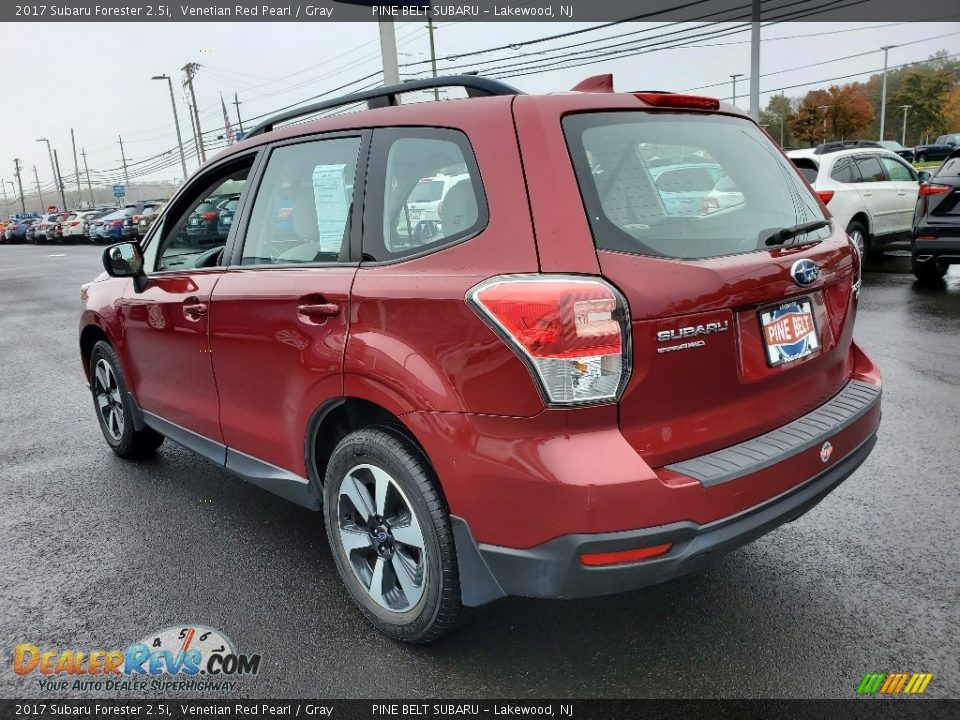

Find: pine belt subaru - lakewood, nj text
<box><xmin>79</xmin><ymin>74</ymin><xmax>882</xmax><ymax>643</ymax></box>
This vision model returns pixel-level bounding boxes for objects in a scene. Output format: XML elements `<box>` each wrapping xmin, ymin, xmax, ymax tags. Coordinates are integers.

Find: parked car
<box><xmin>878</xmin><ymin>140</ymin><xmax>915</xmax><ymax>163</ymax></box>
<box><xmin>35</xmin><ymin>212</ymin><xmax>61</xmax><ymax>243</ymax></box>
<box><xmin>914</xmin><ymin>133</ymin><xmax>960</xmax><ymax>163</ymax></box>
<box><xmin>135</xmin><ymin>203</ymin><xmax>165</xmax><ymax>239</ymax></box>
<box><xmin>25</xmin><ymin>220</ymin><xmax>41</xmax><ymax>243</ymax></box>
<box><xmin>81</xmin><ymin>74</ymin><xmax>881</xmax><ymax>643</ymax></box>
<box><xmin>0</xmin><ymin>220</ymin><xmax>12</xmax><ymax>241</ymax></box>
<box><xmin>48</xmin><ymin>212</ymin><xmax>78</xmax><ymax>244</ymax></box>
<box><xmin>648</xmin><ymin>162</ymin><xmax>725</xmax><ymax>216</ymax></box>
<box><xmin>4</xmin><ymin>218</ymin><xmax>35</xmax><ymax>242</ymax></box>
<box><xmin>215</xmin><ymin>198</ymin><xmax>240</xmax><ymax>237</ymax></box>
<box><xmin>96</xmin><ymin>209</ymin><xmax>133</xmax><ymax>243</ymax></box>
<box><xmin>788</xmin><ymin>146</ymin><xmax>920</xmax><ymax>258</ymax></box>
<box><xmin>911</xmin><ymin>148</ymin><xmax>960</xmax><ymax>283</ymax></box>
<box><xmin>62</xmin><ymin>211</ymin><xmax>99</xmax><ymax>242</ymax></box>
<box><xmin>184</xmin><ymin>194</ymin><xmax>239</xmax><ymax>246</ymax></box>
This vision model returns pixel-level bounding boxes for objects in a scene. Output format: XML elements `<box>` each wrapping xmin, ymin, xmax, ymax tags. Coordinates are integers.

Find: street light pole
<box><xmin>152</xmin><ymin>74</ymin><xmax>190</xmax><ymax>182</ymax></box>
<box><xmin>730</xmin><ymin>73</ymin><xmax>743</xmax><ymax>106</ymax></box>
<box><xmin>378</xmin><ymin>19</ymin><xmax>400</xmax><ymax>86</ymax></box>
<box><xmin>748</xmin><ymin>0</ymin><xmax>760</xmax><ymax>120</ymax></box>
<box><xmin>32</xmin><ymin>165</ymin><xmax>45</xmax><ymax>212</ymax></box>
<box><xmin>36</xmin><ymin>138</ymin><xmax>61</xmax><ymax>210</ymax></box>
<box><xmin>900</xmin><ymin>105</ymin><xmax>912</xmax><ymax>146</ymax></box>
<box><xmin>81</xmin><ymin>148</ymin><xmax>95</xmax><ymax>206</ymax></box>
<box><xmin>879</xmin><ymin>45</ymin><xmax>896</xmax><ymax>141</ymax></box>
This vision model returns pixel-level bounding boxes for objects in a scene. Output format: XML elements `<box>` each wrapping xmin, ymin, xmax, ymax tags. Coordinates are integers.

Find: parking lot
<box><xmin>0</xmin><ymin>244</ymin><xmax>957</xmax><ymax>698</ymax></box>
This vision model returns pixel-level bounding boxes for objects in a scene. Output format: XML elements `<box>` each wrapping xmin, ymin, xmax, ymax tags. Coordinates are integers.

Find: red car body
<box><xmin>80</xmin><ymin>82</ymin><xmax>880</xmax><ymax>611</ymax></box>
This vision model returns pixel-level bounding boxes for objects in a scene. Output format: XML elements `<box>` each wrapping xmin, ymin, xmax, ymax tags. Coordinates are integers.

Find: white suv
<box><xmin>788</xmin><ymin>147</ymin><xmax>919</xmax><ymax>258</ymax></box>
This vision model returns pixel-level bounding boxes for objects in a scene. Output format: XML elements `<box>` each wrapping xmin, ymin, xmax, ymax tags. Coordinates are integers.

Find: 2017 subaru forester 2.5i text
<box><xmin>80</xmin><ymin>75</ymin><xmax>881</xmax><ymax>643</ymax></box>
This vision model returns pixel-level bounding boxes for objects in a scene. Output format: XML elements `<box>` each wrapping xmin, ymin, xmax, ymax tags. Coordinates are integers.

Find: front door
<box><xmin>853</xmin><ymin>153</ymin><xmax>899</xmax><ymax>236</ymax></box>
<box><xmin>122</xmin><ymin>160</ymin><xmax>257</xmax><ymax>442</ymax></box>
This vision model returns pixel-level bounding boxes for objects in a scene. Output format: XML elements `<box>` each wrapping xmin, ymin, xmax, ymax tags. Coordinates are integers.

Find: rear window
<box><xmin>409</xmin><ymin>180</ymin><xmax>444</xmax><ymax>203</ymax></box>
<box><xmin>792</xmin><ymin>158</ymin><xmax>819</xmax><ymax>184</ymax></box>
<box><xmin>565</xmin><ymin>112</ymin><xmax>829</xmax><ymax>260</ymax></box>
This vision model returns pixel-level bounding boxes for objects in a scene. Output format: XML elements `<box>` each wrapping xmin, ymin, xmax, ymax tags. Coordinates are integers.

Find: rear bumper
<box><xmin>455</xmin><ymin>432</ymin><xmax>875</xmax><ymax>603</ymax></box>
<box><xmin>913</xmin><ymin>235</ymin><xmax>960</xmax><ymax>263</ymax></box>
<box><xmin>449</xmin><ymin>376</ymin><xmax>881</xmax><ymax>605</ymax></box>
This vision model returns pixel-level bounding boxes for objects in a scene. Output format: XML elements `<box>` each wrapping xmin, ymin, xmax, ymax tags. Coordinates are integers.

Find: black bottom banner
<box><xmin>1</xmin><ymin>700</ymin><xmax>958</xmax><ymax>720</ymax></box>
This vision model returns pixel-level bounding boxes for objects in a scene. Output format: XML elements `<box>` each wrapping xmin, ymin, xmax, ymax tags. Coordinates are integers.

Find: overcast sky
<box><xmin>1</xmin><ymin>20</ymin><xmax>958</xmax><ymax>192</ymax></box>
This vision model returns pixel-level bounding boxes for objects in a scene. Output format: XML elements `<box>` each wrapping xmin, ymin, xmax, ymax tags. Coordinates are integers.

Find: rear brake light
<box><xmin>110</xmin><ymin>219</ymin><xmax>123</xmax><ymax>227</ymax></box>
<box><xmin>467</xmin><ymin>275</ymin><xmax>631</xmax><ymax>405</ymax></box>
<box><xmin>816</xmin><ymin>190</ymin><xmax>834</xmax><ymax>205</ymax></box>
<box><xmin>202</xmin><ymin>211</ymin><xmax>219</xmax><ymax>221</ymax></box>
<box><xmin>69</xmin><ymin>221</ymin><xmax>80</xmax><ymax>227</ymax></box>
<box><xmin>580</xmin><ymin>543</ymin><xmax>673</xmax><ymax>566</ymax></box>
<box><xmin>635</xmin><ymin>93</ymin><xmax>720</xmax><ymax>111</ymax></box>
<box><xmin>700</xmin><ymin>197</ymin><xmax>719</xmax><ymax>215</ymax></box>
<box><xmin>919</xmin><ymin>183</ymin><xmax>950</xmax><ymax>196</ymax></box>
<box><xmin>916</xmin><ymin>235</ymin><xmax>937</xmax><ymax>240</ymax></box>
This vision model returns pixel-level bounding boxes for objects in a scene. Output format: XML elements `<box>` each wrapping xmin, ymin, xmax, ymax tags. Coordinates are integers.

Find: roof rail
<box><xmin>814</xmin><ymin>140</ymin><xmax>882</xmax><ymax>155</ymax></box>
<box><xmin>244</xmin><ymin>75</ymin><xmax>523</xmax><ymax>139</ymax></box>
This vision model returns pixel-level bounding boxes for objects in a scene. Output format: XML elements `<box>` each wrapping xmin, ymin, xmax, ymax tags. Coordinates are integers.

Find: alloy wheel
<box><xmin>94</xmin><ymin>358</ymin><xmax>124</xmax><ymax>442</ymax></box>
<box><xmin>849</xmin><ymin>229</ymin><xmax>866</xmax><ymax>258</ymax></box>
<box><xmin>336</xmin><ymin>463</ymin><xmax>426</xmax><ymax>612</ymax></box>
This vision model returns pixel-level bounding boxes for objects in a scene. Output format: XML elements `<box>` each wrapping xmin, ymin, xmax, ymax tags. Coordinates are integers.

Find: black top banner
<box><xmin>3</xmin><ymin>0</ymin><xmax>950</xmax><ymax>23</ymax></box>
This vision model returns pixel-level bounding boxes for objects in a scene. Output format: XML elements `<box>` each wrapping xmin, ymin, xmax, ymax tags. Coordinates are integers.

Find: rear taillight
<box><xmin>132</xmin><ymin>215</ymin><xmax>141</xmax><ymax>222</ymax></box>
<box><xmin>816</xmin><ymin>190</ymin><xmax>834</xmax><ymax>204</ymax></box>
<box><xmin>700</xmin><ymin>197</ymin><xmax>719</xmax><ymax>215</ymax></box>
<box><xmin>467</xmin><ymin>275</ymin><xmax>631</xmax><ymax>405</ymax></box>
<box><xmin>69</xmin><ymin>221</ymin><xmax>80</xmax><ymax>227</ymax></box>
<box><xmin>635</xmin><ymin>93</ymin><xmax>720</xmax><ymax>111</ymax></box>
<box><xmin>110</xmin><ymin>219</ymin><xmax>123</xmax><ymax>227</ymax></box>
<box><xmin>202</xmin><ymin>211</ymin><xmax>219</xmax><ymax>221</ymax></box>
<box><xmin>919</xmin><ymin>183</ymin><xmax>951</xmax><ymax>196</ymax></box>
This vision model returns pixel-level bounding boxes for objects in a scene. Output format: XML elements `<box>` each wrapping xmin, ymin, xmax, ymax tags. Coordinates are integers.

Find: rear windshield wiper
<box><xmin>764</xmin><ymin>219</ymin><xmax>830</xmax><ymax>247</ymax></box>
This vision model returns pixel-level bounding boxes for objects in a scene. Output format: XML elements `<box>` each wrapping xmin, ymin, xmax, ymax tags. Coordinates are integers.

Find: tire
<box><xmin>912</xmin><ymin>254</ymin><xmax>947</xmax><ymax>284</ymax></box>
<box><xmin>89</xmin><ymin>341</ymin><xmax>164</xmax><ymax>458</ymax></box>
<box><xmin>917</xmin><ymin>153</ymin><xmax>927</xmax><ymax>163</ymax></box>
<box><xmin>323</xmin><ymin>426</ymin><xmax>463</xmax><ymax>643</ymax></box>
<box><xmin>846</xmin><ymin>221</ymin><xmax>869</xmax><ymax>260</ymax></box>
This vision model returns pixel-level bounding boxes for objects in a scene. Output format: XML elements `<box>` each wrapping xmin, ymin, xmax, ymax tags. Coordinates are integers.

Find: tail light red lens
<box><xmin>635</xmin><ymin>93</ymin><xmax>720</xmax><ymax>111</ymax></box>
<box><xmin>69</xmin><ymin>221</ymin><xmax>80</xmax><ymax>227</ymax></box>
<box><xmin>110</xmin><ymin>219</ymin><xmax>123</xmax><ymax>227</ymax></box>
<box><xmin>816</xmin><ymin>190</ymin><xmax>834</xmax><ymax>205</ymax></box>
<box><xmin>467</xmin><ymin>275</ymin><xmax>631</xmax><ymax>405</ymax></box>
<box><xmin>580</xmin><ymin>543</ymin><xmax>673</xmax><ymax>567</ymax></box>
<box><xmin>202</xmin><ymin>211</ymin><xmax>219</xmax><ymax>221</ymax></box>
<box><xmin>132</xmin><ymin>215</ymin><xmax>141</xmax><ymax>222</ymax></box>
<box><xmin>918</xmin><ymin>183</ymin><xmax>951</xmax><ymax>196</ymax></box>
<box><xmin>700</xmin><ymin>197</ymin><xmax>720</xmax><ymax>215</ymax></box>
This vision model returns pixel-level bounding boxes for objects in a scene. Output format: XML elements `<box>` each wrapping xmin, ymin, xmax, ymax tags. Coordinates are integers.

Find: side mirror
<box><xmin>103</xmin><ymin>242</ymin><xmax>147</xmax><ymax>292</ymax></box>
<box><xmin>917</xmin><ymin>170</ymin><xmax>932</xmax><ymax>183</ymax></box>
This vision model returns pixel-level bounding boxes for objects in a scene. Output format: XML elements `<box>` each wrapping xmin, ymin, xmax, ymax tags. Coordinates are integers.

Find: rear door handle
<box><xmin>298</xmin><ymin>302</ymin><xmax>340</xmax><ymax>318</ymax></box>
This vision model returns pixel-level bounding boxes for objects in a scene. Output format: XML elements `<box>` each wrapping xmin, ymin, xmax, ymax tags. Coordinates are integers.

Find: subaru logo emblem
<box><xmin>791</xmin><ymin>259</ymin><xmax>819</xmax><ymax>287</ymax></box>
<box><xmin>820</xmin><ymin>441</ymin><xmax>833</xmax><ymax>463</ymax></box>
<box><xmin>376</xmin><ymin>530</ymin><xmax>388</xmax><ymax>543</ymax></box>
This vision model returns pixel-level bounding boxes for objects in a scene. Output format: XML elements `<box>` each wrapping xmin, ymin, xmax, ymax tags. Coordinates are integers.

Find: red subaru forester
<box><xmin>80</xmin><ymin>75</ymin><xmax>881</xmax><ymax>642</ymax></box>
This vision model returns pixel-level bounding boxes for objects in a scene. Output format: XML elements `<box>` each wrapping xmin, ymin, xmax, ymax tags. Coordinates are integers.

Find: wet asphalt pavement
<box><xmin>0</xmin><ymin>244</ymin><xmax>957</xmax><ymax>700</ymax></box>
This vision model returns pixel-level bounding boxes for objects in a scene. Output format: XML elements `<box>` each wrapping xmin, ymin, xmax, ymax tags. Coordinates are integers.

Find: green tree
<box><xmin>891</xmin><ymin>69</ymin><xmax>956</xmax><ymax>143</ymax></box>
<box><xmin>760</xmin><ymin>94</ymin><xmax>793</xmax><ymax>146</ymax></box>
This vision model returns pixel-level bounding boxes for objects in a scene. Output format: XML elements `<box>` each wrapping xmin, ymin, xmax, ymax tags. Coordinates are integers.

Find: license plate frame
<box><xmin>758</xmin><ymin>297</ymin><xmax>821</xmax><ymax>367</ymax></box>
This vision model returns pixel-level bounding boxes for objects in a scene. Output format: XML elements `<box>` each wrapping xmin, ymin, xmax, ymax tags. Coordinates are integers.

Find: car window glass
<box><xmin>241</xmin><ymin>137</ymin><xmax>361</xmax><ymax>266</ymax></box>
<box><xmin>830</xmin><ymin>158</ymin><xmax>855</xmax><ymax>183</ymax></box>
<box><xmin>879</xmin><ymin>156</ymin><xmax>915</xmax><ymax>182</ymax></box>
<box><xmin>153</xmin><ymin>164</ymin><xmax>251</xmax><ymax>272</ymax></box>
<box><xmin>368</xmin><ymin>129</ymin><xmax>486</xmax><ymax>262</ymax></box>
<box><xmin>854</xmin><ymin>155</ymin><xmax>885</xmax><ymax>183</ymax></box>
<box><xmin>568</xmin><ymin>113</ymin><xmax>828</xmax><ymax>260</ymax></box>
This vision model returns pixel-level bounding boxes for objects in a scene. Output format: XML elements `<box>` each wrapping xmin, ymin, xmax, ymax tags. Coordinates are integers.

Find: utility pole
<box><xmin>153</xmin><ymin>74</ymin><xmax>190</xmax><ymax>182</ymax></box>
<box><xmin>13</xmin><ymin>159</ymin><xmax>27</xmax><ymax>214</ymax></box>
<box><xmin>81</xmin><ymin>148</ymin><xmax>95</xmax><ymax>206</ymax></box>
<box><xmin>818</xmin><ymin>105</ymin><xmax>832</xmax><ymax>144</ymax></box>
<box><xmin>118</xmin><ymin>135</ymin><xmax>131</xmax><ymax>199</ymax></box>
<box><xmin>749</xmin><ymin>0</ymin><xmax>760</xmax><ymax>120</ymax></box>
<box><xmin>53</xmin><ymin>150</ymin><xmax>67</xmax><ymax>210</ymax></box>
<box><xmin>70</xmin><ymin>129</ymin><xmax>82</xmax><ymax>208</ymax></box>
<box><xmin>32</xmin><ymin>166</ymin><xmax>45</xmax><ymax>213</ymax></box>
<box><xmin>36</xmin><ymin>138</ymin><xmax>60</xmax><ymax>210</ymax></box>
<box><xmin>900</xmin><ymin>105</ymin><xmax>912</xmax><ymax>146</ymax></box>
<box><xmin>879</xmin><ymin>45</ymin><xmax>896</xmax><ymax>141</ymax></box>
<box><xmin>182</xmin><ymin>62</ymin><xmax>206</xmax><ymax>162</ymax></box>
<box><xmin>427</xmin><ymin>11</ymin><xmax>439</xmax><ymax>100</ymax></box>
<box><xmin>378</xmin><ymin>20</ymin><xmax>400</xmax><ymax>86</ymax></box>
<box><xmin>730</xmin><ymin>73</ymin><xmax>743</xmax><ymax>106</ymax></box>
<box><xmin>233</xmin><ymin>92</ymin><xmax>244</xmax><ymax>133</ymax></box>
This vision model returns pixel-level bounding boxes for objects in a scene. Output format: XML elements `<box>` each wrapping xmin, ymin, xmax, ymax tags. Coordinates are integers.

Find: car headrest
<box><xmin>292</xmin><ymin>189</ymin><xmax>319</xmax><ymax>241</ymax></box>
<box><xmin>438</xmin><ymin>180</ymin><xmax>478</xmax><ymax>236</ymax></box>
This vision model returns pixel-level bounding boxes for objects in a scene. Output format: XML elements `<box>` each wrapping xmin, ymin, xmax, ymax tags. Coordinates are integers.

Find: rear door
<box><xmin>209</xmin><ymin>132</ymin><xmax>366</xmax><ymax>479</ymax></box>
<box><xmin>527</xmin><ymin>103</ymin><xmax>858</xmax><ymax>467</ymax></box>
<box><xmin>853</xmin><ymin>153</ymin><xmax>898</xmax><ymax>236</ymax></box>
<box><xmin>878</xmin><ymin>154</ymin><xmax>919</xmax><ymax>234</ymax></box>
